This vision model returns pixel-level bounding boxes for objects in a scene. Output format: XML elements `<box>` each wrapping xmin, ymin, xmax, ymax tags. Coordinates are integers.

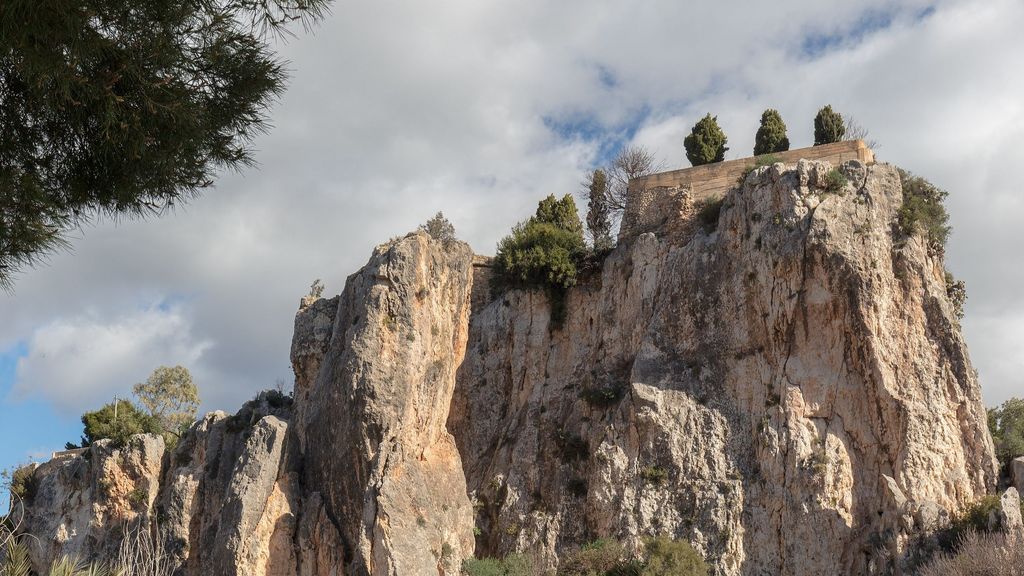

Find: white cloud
<box><xmin>10</xmin><ymin>304</ymin><xmax>211</xmax><ymax>416</ymax></box>
<box><xmin>0</xmin><ymin>0</ymin><xmax>1021</xmax><ymax>424</ymax></box>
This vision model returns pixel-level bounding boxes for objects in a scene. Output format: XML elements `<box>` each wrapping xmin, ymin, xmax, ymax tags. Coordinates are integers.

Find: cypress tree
<box><xmin>814</xmin><ymin>105</ymin><xmax>846</xmax><ymax>145</ymax></box>
<box><xmin>585</xmin><ymin>169</ymin><xmax>613</xmax><ymax>251</ymax></box>
<box><xmin>753</xmin><ymin>109</ymin><xmax>790</xmax><ymax>155</ymax></box>
<box><xmin>684</xmin><ymin>114</ymin><xmax>729</xmax><ymax>166</ymax></box>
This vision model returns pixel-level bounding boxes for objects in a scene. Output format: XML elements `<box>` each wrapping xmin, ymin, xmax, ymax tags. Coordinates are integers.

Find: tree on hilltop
<box><xmin>814</xmin><ymin>105</ymin><xmax>846</xmax><ymax>145</ymax></box>
<box><xmin>754</xmin><ymin>109</ymin><xmax>790</xmax><ymax>155</ymax></box>
<box><xmin>133</xmin><ymin>365</ymin><xmax>200</xmax><ymax>438</ymax></box>
<box><xmin>584</xmin><ymin>169</ymin><xmax>613</xmax><ymax>251</ymax></box>
<box><xmin>684</xmin><ymin>114</ymin><xmax>729</xmax><ymax>166</ymax></box>
<box><xmin>0</xmin><ymin>0</ymin><xmax>332</xmax><ymax>289</ymax></box>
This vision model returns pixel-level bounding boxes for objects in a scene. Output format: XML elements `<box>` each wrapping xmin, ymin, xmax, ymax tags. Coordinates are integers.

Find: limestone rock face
<box><xmin>12</xmin><ymin>435</ymin><xmax>165</xmax><ymax>573</ymax></box>
<box><xmin>299</xmin><ymin>231</ymin><xmax>477</xmax><ymax>575</ymax></box>
<box><xmin>449</xmin><ymin>160</ymin><xmax>997</xmax><ymax>575</ymax></box>
<box><xmin>10</xmin><ymin>163</ymin><xmax>999</xmax><ymax>576</ymax></box>
<box><xmin>1014</xmin><ymin>457</ymin><xmax>1024</xmax><ymax>495</ymax></box>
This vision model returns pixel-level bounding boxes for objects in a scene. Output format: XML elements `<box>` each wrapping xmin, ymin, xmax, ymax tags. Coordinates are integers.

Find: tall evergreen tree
<box><xmin>683</xmin><ymin>114</ymin><xmax>729</xmax><ymax>166</ymax></box>
<box><xmin>585</xmin><ymin>169</ymin><xmax>613</xmax><ymax>251</ymax></box>
<box><xmin>753</xmin><ymin>109</ymin><xmax>790</xmax><ymax>155</ymax></box>
<box><xmin>0</xmin><ymin>0</ymin><xmax>332</xmax><ymax>288</ymax></box>
<box><xmin>813</xmin><ymin>105</ymin><xmax>846</xmax><ymax>145</ymax></box>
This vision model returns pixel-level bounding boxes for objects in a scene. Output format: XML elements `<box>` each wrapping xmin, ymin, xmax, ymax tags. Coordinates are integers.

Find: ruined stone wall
<box><xmin>619</xmin><ymin>140</ymin><xmax>874</xmax><ymax>241</ymax></box>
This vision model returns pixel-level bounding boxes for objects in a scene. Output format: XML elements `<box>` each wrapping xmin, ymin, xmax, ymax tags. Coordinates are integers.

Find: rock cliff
<box><xmin>8</xmin><ymin>160</ymin><xmax>999</xmax><ymax>576</ymax></box>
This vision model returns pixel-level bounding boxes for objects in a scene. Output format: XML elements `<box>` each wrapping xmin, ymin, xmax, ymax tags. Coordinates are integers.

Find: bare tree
<box><xmin>605</xmin><ymin>145</ymin><xmax>662</xmax><ymax>212</ymax></box>
<box><xmin>843</xmin><ymin>115</ymin><xmax>881</xmax><ymax>151</ymax></box>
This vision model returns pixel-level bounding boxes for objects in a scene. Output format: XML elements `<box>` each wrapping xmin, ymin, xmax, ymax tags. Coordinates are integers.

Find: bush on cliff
<box><xmin>556</xmin><ymin>537</ymin><xmax>707</xmax><ymax>576</ymax></box>
<box><xmin>753</xmin><ymin>109</ymin><xmax>790</xmax><ymax>155</ymax></box>
<box><xmin>684</xmin><ymin>114</ymin><xmax>729</xmax><ymax>166</ymax></box>
<box><xmin>493</xmin><ymin>194</ymin><xmax>586</xmax><ymax>325</ymax></box>
<box><xmin>813</xmin><ymin>105</ymin><xmax>846</xmax><ymax>145</ymax></box>
<box><xmin>80</xmin><ymin>399</ymin><xmax>162</xmax><ymax>448</ymax></box>
<box><xmin>896</xmin><ymin>169</ymin><xmax>951</xmax><ymax>252</ymax></box>
<box><xmin>462</xmin><ymin>554</ymin><xmax>533</xmax><ymax>576</ymax></box>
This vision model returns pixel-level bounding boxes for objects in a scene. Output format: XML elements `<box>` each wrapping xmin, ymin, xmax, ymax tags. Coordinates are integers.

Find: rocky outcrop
<box><xmin>449</xmin><ymin>160</ymin><xmax>997</xmax><ymax>575</ymax></box>
<box><xmin>9</xmin><ymin>163</ymin><xmax>1000</xmax><ymax>576</ymax></box>
<box><xmin>11</xmin><ymin>435</ymin><xmax>165</xmax><ymax>570</ymax></box>
<box><xmin>299</xmin><ymin>231</ymin><xmax>477</xmax><ymax>575</ymax></box>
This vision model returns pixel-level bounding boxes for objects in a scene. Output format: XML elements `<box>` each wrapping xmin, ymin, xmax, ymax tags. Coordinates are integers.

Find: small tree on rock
<box><xmin>684</xmin><ymin>114</ymin><xmax>729</xmax><ymax>166</ymax></box>
<box><xmin>420</xmin><ymin>211</ymin><xmax>457</xmax><ymax>244</ymax></box>
<box><xmin>133</xmin><ymin>365</ymin><xmax>200</xmax><ymax>438</ymax></box>
<box><xmin>814</xmin><ymin>105</ymin><xmax>846</xmax><ymax>145</ymax></box>
<box><xmin>81</xmin><ymin>400</ymin><xmax>161</xmax><ymax>447</ymax></box>
<box><xmin>754</xmin><ymin>109</ymin><xmax>790</xmax><ymax>155</ymax></box>
<box><xmin>585</xmin><ymin>169</ymin><xmax>614</xmax><ymax>251</ymax></box>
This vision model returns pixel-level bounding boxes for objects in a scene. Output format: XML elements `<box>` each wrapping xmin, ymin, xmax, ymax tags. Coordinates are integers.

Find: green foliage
<box><xmin>462</xmin><ymin>554</ymin><xmax>534</xmax><ymax>576</ymax></box>
<box><xmin>420</xmin><ymin>212</ymin><xmax>458</xmax><ymax>244</ymax></box>
<box><xmin>813</xmin><ymin>105</ymin><xmax>846</xmax><ymax>145</ymax></box>
<box><xmin>493</xmin><ymin>195</ymin><xmax>587</xmax><ymax>321</ymax></box>
<box><xmin>988</xmin><ymin>398</ymin><xmax>1024</xmax><ymax>471</ymax></box>
<box><xmin>695</xmin><ymin>196</ymin><xmax>725</xmax><ymax>233</ymax></box>
<box><xmin>2</xmin><ymin>540</ymin><xmax>32</xmax><ymax>576</ymax></box>
<box><xmin>133</xmin><ymin>365</ymin><xmax>200</xmax><ymax>437</ymax></box>
<box><xmin>3</xmin><ymin>465</ymin><xmax>38</xmax><ymax>503</ymax></box>
<box><xmin>823</xmin><ymin>169</ymin><xmax>848</xmax><ymax>193</ymax></box>
<box><xmin>81</xmin><ymin>399</ymin><xmax>162</xmax><ymax>447</ymax></box>
<box><xmin>753</xmin><ymin>109</ymin><xmax>790</xmax><ymax>155</ymax></box>
<box><xmin>896</xmin><ymin>169</ymin><xmax>951</xmax><ymax>252</ymax></box>
<box><xmin>639</xmin><ymin>466</ymin><xmax>669</xmax><ymax>485</ymax></box>
<box><xmin>945</xmin><ymin>271</ymin><xmax>967</xmax><ymax>320</ymax></box>
<box><xmin>684</xmin><ymin>114</ymin><xmax>729</xmax><ymax>166</ymax></box>
<box><xmin>0</xmin><ymin>0</ymin><xmax>331</xmax><ymax>289</ymax></box>
<box><xmin>641</xmin><ymin>536</ymin><xmax>709</xmax><ymax>576</ymax></box>
<box><xmin>586</xmin><ymin>169</ymin><xmax>614</xmax><ymax>251</ymax></box>
<box><xmin>581</xmin><ymin>384</ymin><xmax>627</xmax><ymax>408</ymax></box>
<box><xmin>558</xmin><ymin>539</ymin><xmax>639</xmax><ymax>576</ymax></box>
<box><xmin>936</xmin><ymin>496</ymin><xmax>1003</xmax><ymax>551</ymax></box>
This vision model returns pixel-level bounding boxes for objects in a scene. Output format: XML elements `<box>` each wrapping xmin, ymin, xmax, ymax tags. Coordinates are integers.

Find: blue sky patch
<box><xmin>799</xmin><ymin>7</ymin><xmax>900</xmax><ymax>59</ymax></box>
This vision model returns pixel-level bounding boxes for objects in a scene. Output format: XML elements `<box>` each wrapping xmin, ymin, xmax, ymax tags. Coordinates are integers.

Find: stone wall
<box><xmin>619</xmin><ymin>140</ymin><xmax>874</xmax><ymax>241</ymax></box>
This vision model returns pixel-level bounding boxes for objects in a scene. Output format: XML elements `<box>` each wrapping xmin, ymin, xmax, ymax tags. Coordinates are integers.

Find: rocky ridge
<box><xmin>8</xmin><ymin>160</ymin><xmax>1000</xmax><ymax>575</ymax></box>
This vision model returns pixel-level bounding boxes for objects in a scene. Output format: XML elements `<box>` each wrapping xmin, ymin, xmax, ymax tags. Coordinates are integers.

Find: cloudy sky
<box><xmin>2</xmin><ymin>0</ymin><xmax>1022</xmax><ymax>486</ymax></box>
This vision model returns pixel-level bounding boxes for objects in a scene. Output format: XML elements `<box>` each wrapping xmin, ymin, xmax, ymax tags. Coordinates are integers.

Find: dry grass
<box><xmin>917</xmin><ymin>531</ymin><xmax>1024</xmax><ymax>575</ymax></box>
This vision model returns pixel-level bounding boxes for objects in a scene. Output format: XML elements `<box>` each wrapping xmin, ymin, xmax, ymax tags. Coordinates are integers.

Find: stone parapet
<box><xmin>619</xmin><ymin>140</ymin><xmax>874</xmax><ymax>241</ymax></box>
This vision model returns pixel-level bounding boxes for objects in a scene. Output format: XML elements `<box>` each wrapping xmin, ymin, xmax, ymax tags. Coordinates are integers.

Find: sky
<box><xmin>2</xmin><ymin>0</ymin><xmax>1023</xmax><ymax>496</ymax></box>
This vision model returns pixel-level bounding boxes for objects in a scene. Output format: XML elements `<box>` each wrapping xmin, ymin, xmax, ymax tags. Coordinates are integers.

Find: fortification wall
<box><xmin>619</xmin><ymin>140</ymin><xmax>874</xmax><ymax>240</ymax></box>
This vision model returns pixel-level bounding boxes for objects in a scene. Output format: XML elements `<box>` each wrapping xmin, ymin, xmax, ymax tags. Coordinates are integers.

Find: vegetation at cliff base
<box><xmin>462</xmin><ymin>554</ymin><xmax>534</xmax><ymax>576</ymax></box>
<box><xmin>753</xmin><ymin>109</ymin><xmax>790</xmax><ymax>155</ymax></box>
<box><xmin>554</xmin><ymin>536</ymin><xmax>708</xmax><ymax>576</ymax></box>
<box><xmin>684</xmin><ymin>114</ymin><xmax>729</xmax><ymax>166</ymax></box>
<box><xmin>988</xmin><ymin>397</ymin><xmax>1024</xmax><ymax>472</ymax></box>
<box><xmin>813</xmin><ymin>105</ymin><xmax>846</xmax><ymax>145</ymax></box>
<box><xmin>0</xmin><ymin>0</ymin><xmax>332</xmax><ymax>289</ymax></box>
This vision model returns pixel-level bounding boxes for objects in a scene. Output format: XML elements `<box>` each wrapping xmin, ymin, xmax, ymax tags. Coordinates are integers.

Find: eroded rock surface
<box><xmin>449</xmin><ymin>160</ymin><xmax>998</xmax><ymax>575</ymax></box>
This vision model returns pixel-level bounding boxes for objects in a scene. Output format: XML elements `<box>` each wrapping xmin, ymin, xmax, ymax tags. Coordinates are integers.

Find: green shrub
<box><xmin>753</xmin><ymin>109</ymin><xmax>790</xmax><ymax>155</ymax></box>
<box><xmin>896</xmin><ymin>169</ymin><xmax>951</xmax><ymax>251</ymax></box>
<box><xmin>581</xmin><ymin>383</ymin><xmax>627</xmax><ymax>408</ymax></box>
<box><xmin>462</xmin><ymin>554</ymin><xmax>534</xmax><ymax>576</ymax></box>
<box><xmin>695</xmin><ymin>196</ymin><xmax>725</xmax><ymax>233</ymax></box>
<box><xmin>80</xmin><ymin>400</ymin><xmax>162</xmax><ymax>448</ymax></box>
<box><xmin>684</xmin><ymin>114</ymin><xmax>728</xmax><ymax>166</ymax></box>
<box><xmin>4</xmin><ymin>465</ymin><xmax>38</xmax><ymax>502</ymax></box>
<box><xmin>493</xmin><ymin>195</ymin><xmax>586</xmax><ymax>292</ymax></box>
<box><xmin>639</xmin><ymin>466</ymin><xmax>669</xmax><ymax>485</ymax></box>
<box><xmin>935</xmin><ymin>495</ymin><xmax>1013</xmax><ymax>551</ymax></box>
<box><xmin>420</xmin><ymin>211</ymin><xmax>458</xmax><ymax>244</ymax></box>
<box><xmin>945</xmin><ymin>271</ymin><xmax>967</xmax><ymax>320</ymax></box>
<box><xmin>558</xmin><ymin>538</ymin><xmax>640</xmax><ymax>576</ymax></box>
<box><xmin>823</xmin><ymin>169</ymin><xmax>847</xmax><ymax>193</ymax></box>
<box><xmin>813</xmin><ymin>105</ymin><xmax>846</xmax><ymax>145</ymax></box>
<box><xmin>641</xmin><ymin>536</ymin><xmax>709</xmax><ymax>576</ymax></box>
<box><xmin>989</xmin><ymin>398</ymin><xmax>1024</xmax><ymax>473</ymax></box>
